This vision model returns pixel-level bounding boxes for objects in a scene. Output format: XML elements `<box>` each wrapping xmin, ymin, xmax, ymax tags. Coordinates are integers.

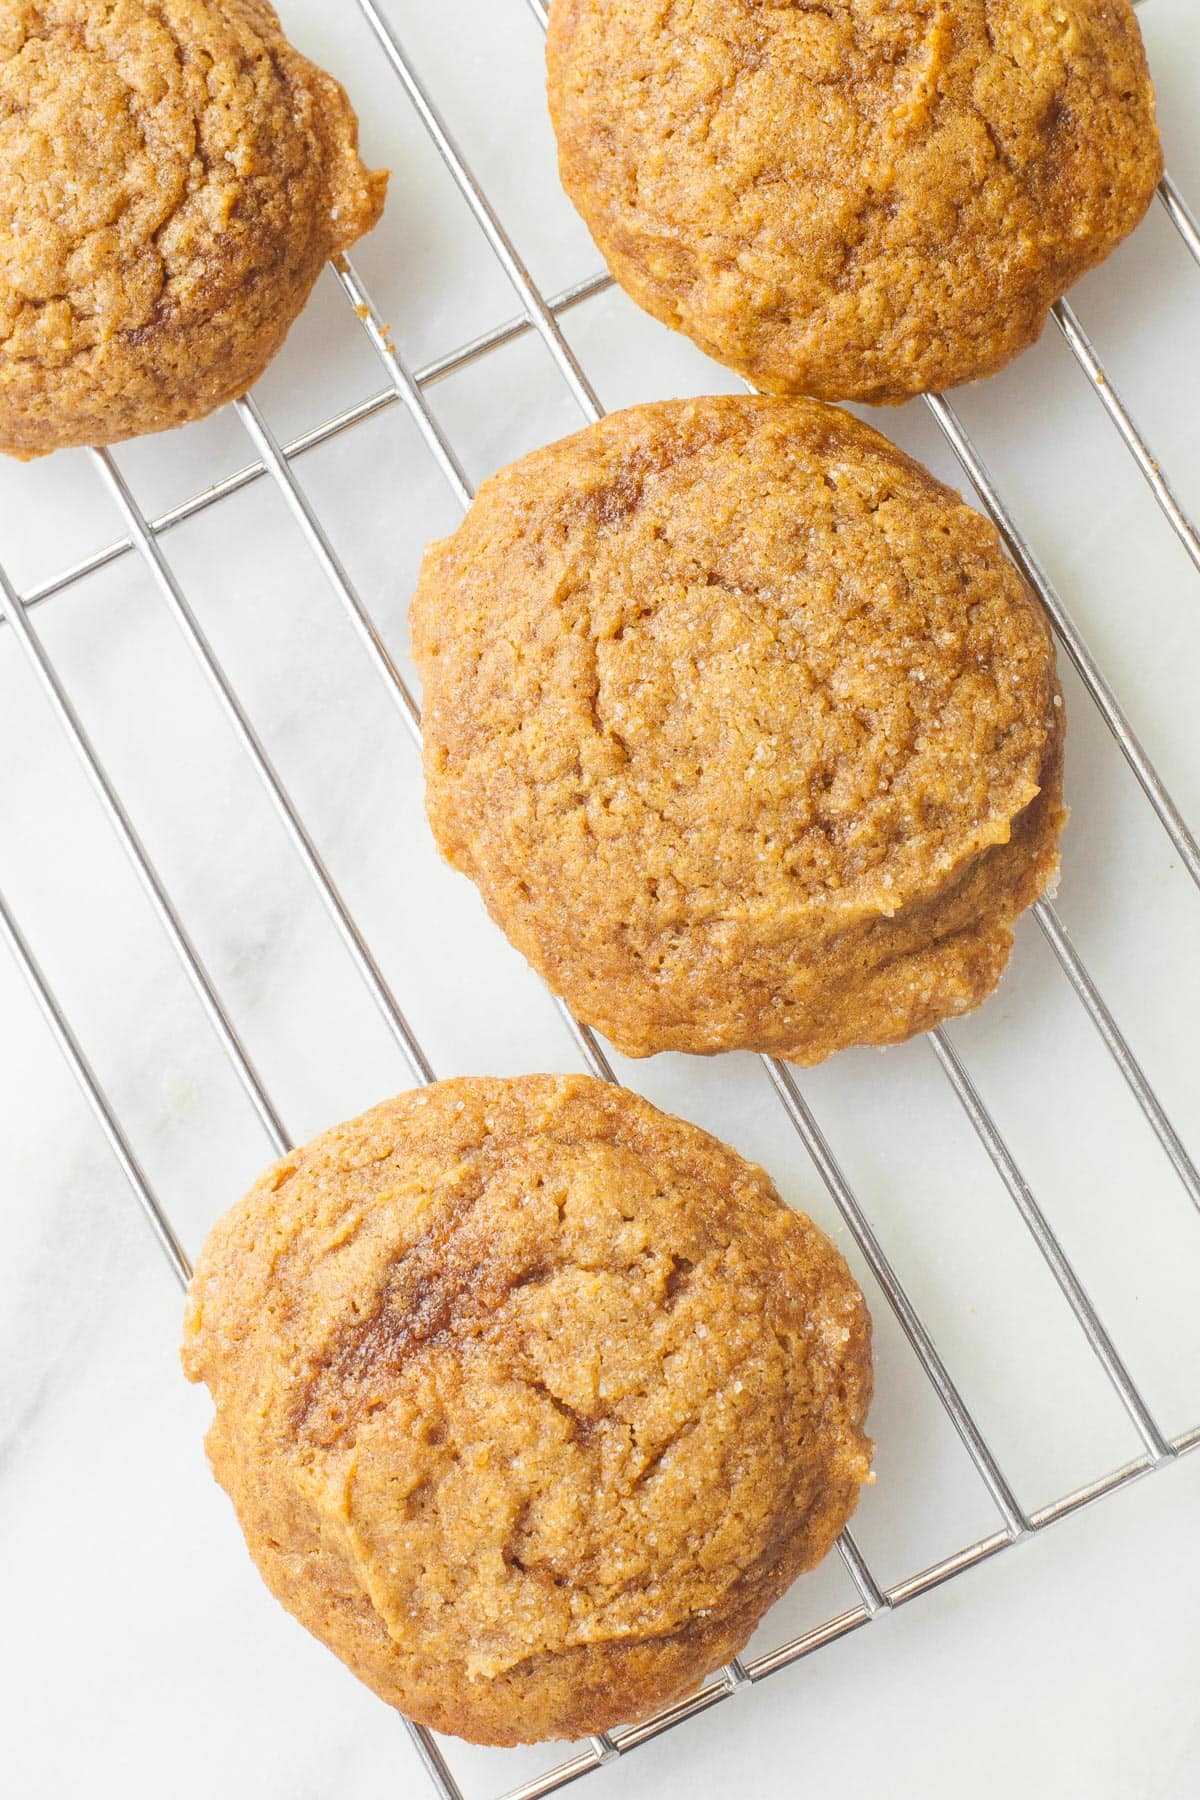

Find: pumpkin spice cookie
<box><xmin>546</xmin><ymin>0</ymin><xmax>1162</xmax><ymax>403</ymax></box>
<box><xmin>182</xmin><ymin>1075</ymin><xmax>873</xmax><ymax>1745</ymax></box>
<box><xmin>412</xmin><ymin>396</ymin><xmax>1066</xmax><ymax>1066</ymax></box>
<box><xmin>0</xmin><ymin>0</ymin><xmax>387</xmax><ymax>458</ymax></box>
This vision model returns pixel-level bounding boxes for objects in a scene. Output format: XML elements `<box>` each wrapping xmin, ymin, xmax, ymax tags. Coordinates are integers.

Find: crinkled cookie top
<box><xmin>415</xmin><ymin>395</ymin><xmax>1058</xmax><ymax>941</ymax></box>
<box><xmin>183</xmin><ymin>1076</ymin><xmax>872</xmax><ymax>1739</ymax></box>
<box><xmin>0</xmin><ymin>0</ymin><xmax>386</xmax><ymax>451</ymax></box>
<box><xmin>547</xmin><ymin>0</ymin><xmax>1162</xmax><ymax>401</ymax></box>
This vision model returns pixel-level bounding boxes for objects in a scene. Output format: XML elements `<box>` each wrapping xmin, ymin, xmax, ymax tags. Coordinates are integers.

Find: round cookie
<box><xmin>0</xmin><ymin>0</ymin><xmax>387</xmax><ymax>458</ymax></box>
<box><xmin>412</xmin><ymin>396</ymin><xmax>1066</xmax><ymax>1066</ymax></box>
<box><xmin>182</xmin><ymin>1075</ymin><xmax>873</xmax><ymax>1745</ymax></box>
<box><xmin>546</xmin><ymin>0</ymin><xmax>1162</xmax><ymax>403</ymax></box>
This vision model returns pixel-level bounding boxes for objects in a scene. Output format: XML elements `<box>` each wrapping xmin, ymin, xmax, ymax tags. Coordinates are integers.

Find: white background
<box><xmin>1</xmin><ymin>2</ymin><xmax>1198</xmax><ymax>1796</ymax></box>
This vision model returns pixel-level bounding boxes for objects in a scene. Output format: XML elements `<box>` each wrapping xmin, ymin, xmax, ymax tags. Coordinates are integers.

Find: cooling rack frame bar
<box><xmin>2</xmin><ymin>3</ymin><xmax>1199</xmax><ymax>1797</ymax></box>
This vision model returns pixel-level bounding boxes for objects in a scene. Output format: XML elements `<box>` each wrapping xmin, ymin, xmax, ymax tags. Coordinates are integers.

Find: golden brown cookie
<box><xmin>182</xmin><ymin>1075</ymin><xmax>873</xmax><ymax>1745</ymax></box>
<box><xmin>0</xmin><ymin>0</ymin><xmax>387</xmax><ymax>458</ymax></box>
<box><xmin>412</xmin><ymin>396</ymin><xmax>1065</xmax><ymax>1066</ymax></box>
<box><xmin>546</xmin><ymin>0</ymin><xmax>1162</xmax><ymax>403</ymax></box>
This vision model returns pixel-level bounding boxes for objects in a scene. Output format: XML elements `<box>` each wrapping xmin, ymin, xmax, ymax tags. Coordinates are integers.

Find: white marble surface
<box><xmin>2</xmin><ymin>2</ymin><xmax>1199</xmax><ymax>1796</ymax></box>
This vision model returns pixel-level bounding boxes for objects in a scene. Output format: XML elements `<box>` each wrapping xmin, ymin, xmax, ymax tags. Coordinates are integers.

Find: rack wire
<box><xmin>2</xmin><ymin>3</ymin><xmax>1198</xmax><ymax>1797</ymax></box>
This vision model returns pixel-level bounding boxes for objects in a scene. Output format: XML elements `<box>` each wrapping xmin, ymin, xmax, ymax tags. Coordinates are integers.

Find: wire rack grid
<box><xmin>2</xmin><ymin>3</ymin><xmax>1199</xmax><ymax>1797</ymax></box>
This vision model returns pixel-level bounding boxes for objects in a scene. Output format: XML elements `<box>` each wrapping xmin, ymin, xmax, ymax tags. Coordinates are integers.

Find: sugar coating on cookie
<box><xmin>182</xmin><ymin>1075</ymin><xmax>873</xmax><ymax>1745</ymax></box>
<box><xmin>546</xmin><ymin>0</ymin><xmax>1162</xmax><ymax>402</ymax></box>
<box><xmin>0</xmin><ymin>0</ymin><xmax>387</xmax><ymax>457</ymax></box>
<box><xmin>412</xmin><ymin>396</ymin><xmax>1066</xmax><ymax>1066</ymax></box>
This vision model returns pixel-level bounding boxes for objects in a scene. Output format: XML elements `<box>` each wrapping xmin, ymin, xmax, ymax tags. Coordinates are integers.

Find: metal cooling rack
<box><xmin>2</xmin><ymin>3</ymin><xmax>1199</xmax><ymax>1797</ymax></box>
